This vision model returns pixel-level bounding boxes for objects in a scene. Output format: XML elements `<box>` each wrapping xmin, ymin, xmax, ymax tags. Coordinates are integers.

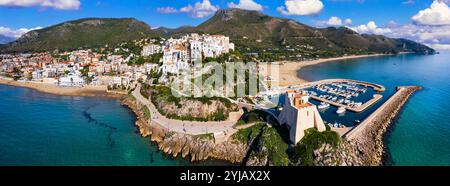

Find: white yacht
<box><xmin>318</xmin><ymin>102</ymin><xmax>330</xmax><ymax>110</ymax></box>
<box><xmin>336</xmin><ymin>106</ymin><xmax>346</xmax><ymax>114</ymax></box>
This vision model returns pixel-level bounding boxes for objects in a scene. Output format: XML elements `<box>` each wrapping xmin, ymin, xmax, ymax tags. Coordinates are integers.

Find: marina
<box><xmin>304</xmin><ymin>80</ymin><xmax>385</xmax><ymax>113</ymax></box>
<box><xmin>253</xmin><ymin>79</ymin><xmax>389</xmax><ymax>135</ymax></box>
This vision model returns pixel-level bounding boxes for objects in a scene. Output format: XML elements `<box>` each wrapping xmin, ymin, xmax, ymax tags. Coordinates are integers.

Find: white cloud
<box><xmin>277</xmin><ymin>0</ymin><xmax>324</xmax><ymax>16</ymax></box>
<box><xmin>180</xmin><ymin>0</ymin><xmax>219</xmax><ymax>18</ymax></box>
<box><xmin>344</xmin><ymin>18</ymin><xmax>353</xmax><ymax>25</ymax></box>
<box><xmin>228</xmin><ymin>0</ymin><xmax>264</xmax><ymax>11</ymax></box>
<box><xmin>0</xmin><ymin>0</ymin><xmax>80</xmax><ymax>10</ymax></box>
<box><xmin>349</xmin><ymin>21</ymin><xmax>392</xmax><ymax>35</ymax></box>
<box><xmin>412</xmin><ymin>0</ymin><xmax>450</xmax><ymax>26</ymax></box>
<box><xmin>180</xmin><ymin>5</ymin><xmax>193</xmax><ymax>13</ymax></box>
<box><xmin>326</xmin><ymin>16</ymin><xmax>342</xmax><ymax>26</ymax></box>
<box><xmin>157</xmin><ymin>7</ymin><xmax>178</xmax><ymax>14</ymax></box>
<box><xmin>387</xmin><ymin>24</ymin><xmax>450</xmax><ymax>44</ymax></box>
<box><xmin>0</xmin><ymin>26</ymin><xmax>42</xmax><ymax>38</ymax></box>
<box><xmin>318</xmin><ymin>16</ymin><xmax>352</xmax><ymax>27</ymax></box>
<box><xmin>402</xmin><ymin>0</ymin><xmax>415</xmax><ymax>5</ymax></box>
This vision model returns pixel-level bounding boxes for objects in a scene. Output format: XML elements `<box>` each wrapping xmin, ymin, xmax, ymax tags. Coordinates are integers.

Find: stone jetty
<box><xmin>344</xmin><ymin>86</ymin><xmax>422</xmax><ymax>165</ymax></box>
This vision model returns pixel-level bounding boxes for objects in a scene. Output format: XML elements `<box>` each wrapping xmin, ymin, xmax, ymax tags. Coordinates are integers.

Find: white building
<box><xmin>189</xmin><ymin>40</ymin><xmax>203</xmax><ymax>62</ymax></box>
<box><xmin>141</xmin><ymin>44</ymin><xmax>162</xmax><ymax>57</ymax></box>
<box><xmin>32</xmin><ymin>70</ymin><xmax>43</xmax><ymax>80</ymax></box>
<box><xmin>111</xmin><ymin>76</ymin><xmax>130</xmax><ymax>87</ymax></box>
<box><xmin>144</xmin><ymin>63</ymin><xmax>159</xmax><ymax>73</ymax></box>
<box><xmin>59</xmin><ymin>74</ymin><xmax>85</xmax><ymax>87</ymax></box>
<box><xmin>278</xmin><ymin>91</ymin><xmax>327</xmax><ymax>144</ymax></box>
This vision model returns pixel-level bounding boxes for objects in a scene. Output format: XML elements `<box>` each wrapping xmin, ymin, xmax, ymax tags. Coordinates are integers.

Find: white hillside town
<box><xmin>0</xmin><ymin>33</ymin><xmax>235</xmax><ymax>89</ymax></box>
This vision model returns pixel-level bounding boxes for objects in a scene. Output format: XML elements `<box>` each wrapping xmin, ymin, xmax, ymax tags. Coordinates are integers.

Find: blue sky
<box><xmin>0</xmin><ymin>0</ymin><xmax>434</xmax><ymax>28</ymax></box>
<box><xmin>0</xmin><ymin>0</ymin><xmax>450</xmax><ymax>50</ymax></box>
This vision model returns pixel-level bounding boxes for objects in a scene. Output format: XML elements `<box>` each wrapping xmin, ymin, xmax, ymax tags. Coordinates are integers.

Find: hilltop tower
<box><xmin>278</xmin><ymin>90</ymin><xmax>326</xmax><ymax>144</ymax></box>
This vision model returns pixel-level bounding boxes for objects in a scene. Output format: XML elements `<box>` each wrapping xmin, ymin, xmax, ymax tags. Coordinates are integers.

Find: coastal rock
<box><xmin>313</xmin><ymin>142</ymin><xmax>364</xmax><ymax>166</ymax></box>
<box><xmin>341</xmin><ymin>86</ymin><xmax>422</xmax><ymax>166</ymax></box>
<box><xmin>120</xmin><ymin>88</ymin><xmax>250</xmax><ymax>165</ymax></box>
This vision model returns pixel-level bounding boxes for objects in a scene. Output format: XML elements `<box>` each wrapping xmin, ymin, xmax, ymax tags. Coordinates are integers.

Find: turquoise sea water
<box><xmin>1</xmin><ymin>53</ymin><xmax>449</xmax><ymax>166</ymax></box>
<box><xmin>299</xmin><ymin>52</ymin><xmax>450</xmax><ymax>166</ymax></box>
<box><xmin>0</xmin><ymin>85</ymin><xmax>200</xmax><ymax>166</ymax></box>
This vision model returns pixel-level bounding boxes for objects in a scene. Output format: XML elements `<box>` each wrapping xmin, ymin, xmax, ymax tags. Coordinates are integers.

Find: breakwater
<box><xmin>344</xmin><ymin>86</ymin><xmax>422</xmax><ymax>165</ymax></box>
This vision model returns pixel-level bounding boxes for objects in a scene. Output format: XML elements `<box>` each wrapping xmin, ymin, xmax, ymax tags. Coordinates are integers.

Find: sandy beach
<box><xmin>276</xmin><ymin>54</ymin><xmax>385</xmax><ymax>87</ymax></box>
<box><xmin>0</xmin><ymin>78</ymin><xmax>119</xmax><ymax>97</ymax></box>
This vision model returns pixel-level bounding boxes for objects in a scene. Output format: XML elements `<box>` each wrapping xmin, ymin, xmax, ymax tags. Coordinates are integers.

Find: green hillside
<box><xmin>1</xmin><ymin>18</ymin><xmax>155</xmax><ymax>53</ymax></box>
<box><xmin>0</xmin><ymin>9</ymin><xmax>435</xmax><ymax>55</ymax></box>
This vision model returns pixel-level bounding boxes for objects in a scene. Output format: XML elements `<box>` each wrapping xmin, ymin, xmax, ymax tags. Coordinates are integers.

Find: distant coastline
<box><xmin>0</xmin><ymin>78</ymin><xmax>122</xmax><ymax>98</ymax></box>
<box><xmin>277</xmin><ymin>54</ymin><xmax>386</xmax><ymax>87</ymax></box>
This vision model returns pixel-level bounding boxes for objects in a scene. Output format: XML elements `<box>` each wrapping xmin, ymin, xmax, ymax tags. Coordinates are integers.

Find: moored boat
<box><xmin>336</xmin><ymin>106</ymin><xmax>346</xmax><ymax>114</ymax></box>
<box><xmin>318</xmin><ymin>102</ymin><xmax>330</xmax><ymax>110</ymax></box>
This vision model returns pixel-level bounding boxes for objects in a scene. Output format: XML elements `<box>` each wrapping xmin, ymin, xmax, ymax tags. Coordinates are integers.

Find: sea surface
<box><xmin>1</xmin><ymin>53</ymin><xmax>449</xmax><ymax>166</ymax></box>
<box><xmin>0</xmin><ymin>85</ymin><xmax>226</xmax><ymax>166</ymax></box>
<box><xmin>299</xmin><ymin>52</ymin><xmax>450</xmax><ymax>166</ymax></box>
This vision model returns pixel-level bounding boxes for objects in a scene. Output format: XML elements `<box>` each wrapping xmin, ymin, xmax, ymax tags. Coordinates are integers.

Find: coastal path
<box><xmin>132</xmin><ymin>84</ymin><xmax>243</xmax><ymax>138</ymax></box>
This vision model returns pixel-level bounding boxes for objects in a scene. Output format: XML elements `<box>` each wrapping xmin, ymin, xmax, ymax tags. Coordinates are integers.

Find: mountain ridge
<box><xmin>1</xmin><ymin>18</ymin><xmax>155</xmax><ymax>53</ymax></box>
<box><xmin>0</xmin><ymin>8</ymin><xmax>435</xmax><ymax>55</ymax></box>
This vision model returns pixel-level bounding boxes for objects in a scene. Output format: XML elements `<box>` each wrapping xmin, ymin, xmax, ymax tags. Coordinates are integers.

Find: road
<box><xmin>132</xmin><ymin>84</ymin><xmax>243</xmax><ymax>136</ymax></box>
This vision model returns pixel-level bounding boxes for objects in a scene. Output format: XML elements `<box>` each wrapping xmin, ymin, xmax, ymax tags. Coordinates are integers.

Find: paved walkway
<box><xmin>132</xmin><ymin>84</ymin><xmax>243</xmax><ymax>136</ymax></box>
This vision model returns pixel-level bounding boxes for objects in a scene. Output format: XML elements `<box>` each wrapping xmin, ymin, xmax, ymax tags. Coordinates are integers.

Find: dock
<box><xmin>310</xmin><ymin>94</ymin><xmax>383</xmax><ymax>112</ymax></box>
<box><xmin>289</xmin><ymin>78</ymin><xmax>386</xmax><ymax>92</ymax></box>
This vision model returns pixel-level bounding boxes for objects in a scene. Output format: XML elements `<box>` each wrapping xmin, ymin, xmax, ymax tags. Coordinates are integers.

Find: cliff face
<box><xmin>156</xmin><ymin>99</ymin><xmax>237</xmax><ymax>120</ymax></box>
<box><xmin>158</xmin><ymin>133</ymin><xmax>247</xmax><ymax>163</ymax></box>
<box><xmin>121</xmin><ymin>96</ymin><xmax>247</xmax><ymax>163</ymax></box>
<box><xmin>312</xmin><ymin>142</ymin><xmax>364</xmax><ymax>166</ymax></box>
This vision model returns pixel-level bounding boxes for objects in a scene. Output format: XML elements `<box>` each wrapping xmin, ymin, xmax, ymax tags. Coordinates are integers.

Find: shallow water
<box><xmin>0</xmin><ymin>85</ymin><xmax>229</xmax><ymax>166</ymax></box>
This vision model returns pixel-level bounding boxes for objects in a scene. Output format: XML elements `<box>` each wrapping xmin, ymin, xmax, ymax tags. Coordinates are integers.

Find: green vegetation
<box><xmin>148</xmin><ymin>69</ymin><xmax>163</xmax><ymax>84</ymax></box>
<box><xmin>232</xmin><ymin>123</ymin><xmax>289</xmax><ymax>166</ymax></box>
<box><xmin>79</xmin><ymin>67</ymin><xmax>94</xmax><ymax>84</ymax></box>
<box><xmin>126</xmin><ymin>94</ymin><xmax>136</xmax><ymax>101</ymax></box>
<box><xmin>235</xmin><ymin>110</ymin><xmax>273</xmax><ymax>126</ymax></box>
<box><xmin>1</xmin><ymin>9</ymin><xmax>434</xmax><ymax>55</ymax></box>
<box><xmin>291</xmin><ymin>128</ymin><xmax>341</xmax><ymax>166</ymax></box>
<box><xmin>107</xmin><ymin>84</ymin><xmax>127</xmax><ymax>91</ymax></box>
<box><xmin>259</xmin><ymin>127</ymin><xmax>290</xmax><ymax>166</ymax></box>
<box><xmin>146</xmin><ymin>85</ymin><xmax>237</xmax><ymax>122</ymax></box>
<box><xmin>232</xmin><ymin>123</ymin><xmax>266</xmax><ymax>144</ymax></box>
<box><xmin>163</xmin><ymin>9</ymin><xmax>435</xmax><ymax>58</ymax></box>
<box><xmin>193</xmin><ymin>133</ymin><xmax>214</xmax><ymax>141</ymax></box>
<box><xmin>142</xmin><ymin>105</ymin><xmax>151</xmax><ymax>120</ymax></box>
<box><xmin>1</xmin><ymin>18</ymin><xmax>155</xmax><ymax>53</ymax></box>
<box><xmin>128</xmin><ymin>54</ymin><xmax>162</xmax><ymax>66</ymax></box>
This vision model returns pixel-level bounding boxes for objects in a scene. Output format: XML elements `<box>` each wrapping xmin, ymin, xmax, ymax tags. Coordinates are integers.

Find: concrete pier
<box><xmin>343</xmin><ymin>86</ymin><xmax>422</xmax><ymax>165</ymax></box>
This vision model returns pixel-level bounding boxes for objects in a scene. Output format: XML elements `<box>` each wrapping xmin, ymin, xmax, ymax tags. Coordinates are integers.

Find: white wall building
<box><xmin>59</xmin><ymin>74</ymin><xmax>85</xmax><ymax>87</ymax></box>
<box><xmin>141</xmin><ymin>44</ymin><xmax>162</xmax><ymax>57</ymax></box>
<box><xmin>278</xmin><ymin>91</ymin><xmax>327</xmax><ymax>144</ymax></box>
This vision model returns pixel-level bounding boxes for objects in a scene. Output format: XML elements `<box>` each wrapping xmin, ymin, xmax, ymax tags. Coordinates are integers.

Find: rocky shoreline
<box><xmin>122</xmin><ymin>85</ymin><xmax>421</xmax><ymax>166</ymax></box>
<box><xmin>341</xmin><ymin>86</ymin><xmax>422</xmax><ymax>166</ymax></box>
<box><xmin>121</xmin><ymin>96</ymin><xmax>248</xmax><ymax>164</ymax></box>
